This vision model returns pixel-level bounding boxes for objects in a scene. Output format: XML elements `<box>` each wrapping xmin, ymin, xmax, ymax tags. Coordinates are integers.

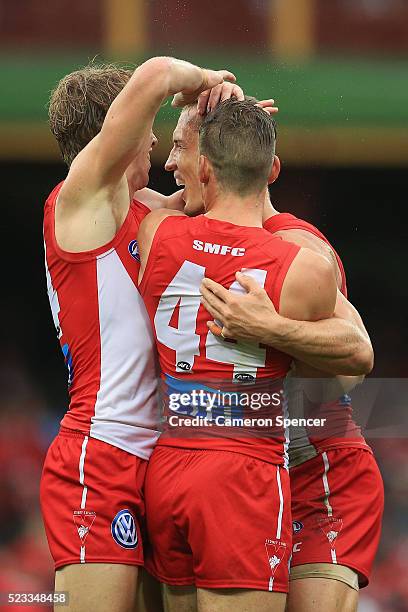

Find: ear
<box><xmin>268</xmin><ymin>155</ymin><xmax>281</xmax><ymax>185</ymax></box>
<box><xmin>199</xmin><ymin>155</ymin><xmax>210</xmax><ymax>185</ymax></box>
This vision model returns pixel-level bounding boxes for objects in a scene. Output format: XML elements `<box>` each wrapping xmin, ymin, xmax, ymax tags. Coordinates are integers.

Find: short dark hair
<box><xmin>199</xmin><ymin>98</ymin><xmax>277</xmax><ymax>196</ymax></box>
<box><xmin>48</xmin><ymin>63</ymin><xmax>133</xmax><ymax>166</ymax></box>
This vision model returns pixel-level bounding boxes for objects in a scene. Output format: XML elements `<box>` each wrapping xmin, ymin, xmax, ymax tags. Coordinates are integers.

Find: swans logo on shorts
<box><xmin>73</xmin><ymin>510</ymin><xmax>96</xmax><ymax>545</ymax></box>
<box><xmin>111</xmin><ymin>509</ymin><xmax>138</xmax><ymax>549</ymax></box>
<box><xmin>128</xmin><ymin>240</ymin><xmax>140</xmax><ymax>262</ymax></box>
<box><xmin>265</xmin><ymin>539</ymin><xmax>287</xmax><ymax>576</ymax></box>
<box><xmin>317</xmin><ymin>517</ymin><xmax>343</xmax><ymax>549</ymax></box>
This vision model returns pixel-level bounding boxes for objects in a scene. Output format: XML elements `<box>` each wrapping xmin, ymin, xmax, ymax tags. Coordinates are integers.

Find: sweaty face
<box><xmin>165</xmin><ymin>109</ymin><xmax>203</xmax><ymax>216</ymax></box>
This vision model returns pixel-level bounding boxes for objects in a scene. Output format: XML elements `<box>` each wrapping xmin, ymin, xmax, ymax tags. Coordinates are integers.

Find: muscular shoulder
<box><xmin>138</xmin><ymin>208</ymin><xmax>185</xmax><ymax>240</ymax></box>
<box><xmin>274</xmin><ymin>228</ymin><xmax>342</xmax><ymax>288</ymax></box>
<box><xmin>280</xmin><ymin>247</ymin><xmax>337</xmax><ymax>321</ymax></box>
<box><xmin>138</xmin><ymin>209</ymin><xmax>185</xmax><ymax>279</ymax></box>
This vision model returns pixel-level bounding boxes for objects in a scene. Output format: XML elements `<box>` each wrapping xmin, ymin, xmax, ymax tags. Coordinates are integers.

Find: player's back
<box><xmin>43</xmin><ymin>182</ymin><xmax>160</xmax><ymax>459</ymax></box>
<box><xmin>139</xmin><ymin>213</ymin><xmax>300</xmax><ymax>465</ymax></box>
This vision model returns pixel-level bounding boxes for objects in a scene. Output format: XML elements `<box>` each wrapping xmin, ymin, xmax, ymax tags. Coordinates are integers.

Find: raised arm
<box><xmin>64</xmin><ymin>58</ymin><xmax>234</xmax><ymax>195</ymax></box>
<box><xmin>56</xmin><ymin>58</ymin><xmax>234</xmax><ymax>251</ymax></box>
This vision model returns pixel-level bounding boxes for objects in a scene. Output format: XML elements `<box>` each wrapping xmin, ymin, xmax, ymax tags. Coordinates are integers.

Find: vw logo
<box><xmin>111</xmin><ymin>509</ymin><xmax>138</xmax><ymax>549</ymax></box>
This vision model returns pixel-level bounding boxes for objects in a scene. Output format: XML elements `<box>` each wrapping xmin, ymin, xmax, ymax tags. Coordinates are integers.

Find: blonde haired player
<box><xmin>41</xmin><ymin>57</ymin><xmax>236</xmax><ymax>612</ymax></box>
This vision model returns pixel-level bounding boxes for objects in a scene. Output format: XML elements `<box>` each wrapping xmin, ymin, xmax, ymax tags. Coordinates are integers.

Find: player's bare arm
<box><xmin>279</xmin><ymin>247</ymin><xmax>337</xmax><ymax>322</ymax></box>
<box><xmin>55</xmin><ymin>58</ymin><xmax>235</xmax><ymax>252</ymax></box>
<box><xmin>201</xmin><ymin>272</ymin><xmax>372</xmax><ymax>375</ymax></box>
<box><xmin>201</xmin><ymin>241</ymin><xmax>373</xmax><ymax>375</ymax></box>
<box><xmin>135</xmin><ymin>187</ymin><xmax>186</xmax><ymax>211</ymax></box>
<box><xmin>266</xmin><ymin>224</ymin><xmax>373</xmax><ymax>374</ymax></box>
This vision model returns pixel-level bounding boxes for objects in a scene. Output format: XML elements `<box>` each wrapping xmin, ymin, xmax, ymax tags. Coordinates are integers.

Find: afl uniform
<box><xmin>40</xmin><ymin>182</ymin><xmax>160</xmax><ymax>569</ymax></box>
<box><xmin>139</xmin><ymin>214</ymin><xmax>300</xmax><ymax>592</ymax></box>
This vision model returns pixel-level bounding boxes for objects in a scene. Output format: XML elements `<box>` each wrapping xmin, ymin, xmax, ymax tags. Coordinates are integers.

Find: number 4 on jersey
<box><xmin>154</xmin><ymin>260</ymin><xmax>268</xmax><ymax>378</ymax></box>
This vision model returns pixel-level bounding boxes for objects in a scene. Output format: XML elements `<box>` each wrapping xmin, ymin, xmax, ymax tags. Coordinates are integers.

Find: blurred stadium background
<box><xmin>1</xmin><ymin>1</ymin><xmax>407</xmax><ymax>610</ymax></box>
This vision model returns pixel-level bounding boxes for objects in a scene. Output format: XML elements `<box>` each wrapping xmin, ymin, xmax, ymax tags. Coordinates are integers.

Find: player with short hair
<box><xmin>41</xmin><ymin>57</ymin><xmax>236</xmax><ymax>612</ymax></box>
<box><xmin>189</xmin><ymin>98</ymin><xmax>383</xmax><ymax>611</ymax></box>
<box><xmin>136</xmin><ymin>98</ymin><xmax>339</xmax><ymax>612</ymax></box>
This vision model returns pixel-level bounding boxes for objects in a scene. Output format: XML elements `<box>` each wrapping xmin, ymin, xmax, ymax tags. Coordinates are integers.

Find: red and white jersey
<box><xmin>264</xmin><ymin>213</ymin><xmax>371</xmax><ymax>464</ymax></box>
<box><xmin>139</xmin><ymin>214</ymin><xmax>300</xmax><ymax>465</ymax></box>
<box><xmin>43</xmin><ymin>182</ymin><xmax>160</xmax><ymax>459</ymax></box>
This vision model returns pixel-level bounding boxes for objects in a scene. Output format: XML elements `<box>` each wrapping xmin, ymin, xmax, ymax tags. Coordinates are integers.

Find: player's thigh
<box><xmin>136</xmin><ymin>568</ymin><xmax>164</xmax><ymax>612</ymax></box>
<box><xmin>198</xmin><ymin>588</ymin><xmax>286</xmax><ymax>612</ymax></box>
<box><xmin>162</xmin><ymin>584</ymin><xmax>197</xmax><ymax>612</ymax></box>
<box><xmin>55</xmin><ymin>563</ymin><xmax>139</xmax><ymax>612</ymax></box>
<box><xmin>286</xmin><ymin>577</ymin><xmax>358</xmax><ymax>612</ymax></box>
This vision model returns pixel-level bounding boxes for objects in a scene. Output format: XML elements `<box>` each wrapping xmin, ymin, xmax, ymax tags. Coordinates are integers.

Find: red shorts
<box><xmin>144</xmin><ymin>446</ymin><xmax>292</xmax><ymax>593</ymax></box>
<box><xmin>290</xmin><ymin>447</ymin><xmax>384</xmax><ymax>587</ymax></box>
<box><xmin>40</xmin><ymin>428</ymin><xmax>147</xmax><ymax>570</ymax></box>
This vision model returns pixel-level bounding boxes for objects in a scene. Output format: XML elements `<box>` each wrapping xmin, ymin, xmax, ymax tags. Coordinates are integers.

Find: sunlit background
<box><xmin>1</xmin><ymin>1</ymin><xmax>407</xmax><ymax>610</ymax></box>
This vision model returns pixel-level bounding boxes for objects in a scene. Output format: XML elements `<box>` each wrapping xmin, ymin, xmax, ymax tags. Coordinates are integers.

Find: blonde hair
<box><xmin>48</xmin><ymin>63</ymin><xmax>133</xmax><ymax>166</ymax></box>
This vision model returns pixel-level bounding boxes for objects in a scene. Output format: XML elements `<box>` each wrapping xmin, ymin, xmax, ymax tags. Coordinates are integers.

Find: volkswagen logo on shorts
<box><xmin>111</xmin><ymin>509</ymin><xmax>138</xmax><ymax>549</ymax></box>
<box><xmin>128</xmin><ymin>239</ymin><xmax>140</xmax><ymax>262</ymax></box>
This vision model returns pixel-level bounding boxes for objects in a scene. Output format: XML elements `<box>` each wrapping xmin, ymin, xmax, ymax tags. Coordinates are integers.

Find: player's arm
<box><xmin>58</xmin><ymin>58</ymin><xmax>234</xmax><ymax>216</ymax></box>
<box><xmin>201</xmin><ymin>224</ymin><xmax>373</xmax><ymax>376</ymax></box>
<box><xmin>278</xmin><ymin>250</ymin><xmax>366</xmax><ymax>399</ymax></box>
<box><xmin>201</xmin><ymin>270</ymin><xmax>373</xmax><ymax>375</ymax></box>
<box><xmin>134</xmin><ymin>188</ymin><xmax>186</xmax><ymax>211</ymax></box>
<box><xmin>271</xmin><ymin>227</ymin><xmax>373</xmax><ymax>371</ymax></box>
<box><xmin>137</xmin><ymin>209</ymin><xmax>185</xmax><ymax>282</ymax></box>
<box><xmin>279</xmin><ymin>248</ymin><xmax>337</xmax><ymax>323</ymax></box>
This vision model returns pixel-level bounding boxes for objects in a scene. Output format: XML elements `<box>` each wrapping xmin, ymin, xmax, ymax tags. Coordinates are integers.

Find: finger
<box><xmin>197</xmin><ymin>89</ymin><xmax>211</xmax><ymax>115</ymax></box>
<box><xmin>257</xmin><ymin>99</ymin><xmax>275</xmax><ymax>107</ymax></box>
<box><xmin>200</xmin><ymin>278</ymin><xmax>230</xmax><ymax>302</ymax></box>
<box><xmin>221</xmin><ymin>84</ymin><xmax>244</xmax><ymax>102</ymax></box>
<box><xmin>207</xmin><ymin>84</ymin><xmax>225</xmax><ymax>112</ymax></box>
<box><xmin>217</xmin><ymin>70</ymin><xmax>236</xmax><ymax>83</ymax></box>
<box><xmin>207</xmin><ymin>320</ymin><xmax>223</xmax><ymax>337</ymax></box>
<box><xmin>207</xmin><ymin>321</ymin><xmax>232</xmax><ymax>339</ymax></box>
<box><xmin>200</xmin><ymin>289</ymin><xmax>227</xmax><ymax>317</ymax></box>
<box><xmin>256</xmin><ymin>103</ymin><xmax>278</xmax><ymax>115</ymax></box>
<box><xmin>202</xmin><ymin>70</ymin><xmax>236</xmax><ymax>94</ymax></box>
<box><xmin>201</xmin><ymin>297</ymin><xmax>225</xmax><ymax>322</ymax></box>
<box><xmin>235</xmin><ymin>271</ymin><xmax>262</xmax><ymax>293</ymax></box>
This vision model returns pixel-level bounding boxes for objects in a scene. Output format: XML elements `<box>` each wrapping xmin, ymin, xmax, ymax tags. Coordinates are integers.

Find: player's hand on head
<box><xmin>256</xmin><ymin>99</ymin><xmax>279</xmax><ymax>115</ymax></box>
<box><xmin>172</xmin><ymin>69</ymin><xmax>236</xmax><ymax>108</ymax></box>
<box><xmin>197</xmin><ymin>82</ymin><xmax>245</xmax><ymax>115</ymax></box>
<box><xmin>200</xmin><ymin>272</ymin><xmax>280</xmax><ymax>343</ymax></box>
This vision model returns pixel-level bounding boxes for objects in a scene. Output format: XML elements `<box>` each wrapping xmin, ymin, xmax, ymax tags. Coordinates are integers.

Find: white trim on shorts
<box><xmin>269</xmin><ymin>466</ymin><xmax>284</xmax><ymax>592</ymax></box>
<box><xmin>322</xmin><ymin>451</ymin><xmax>337</xmax><ymax>564</ymax></box>
<box><xmin>78</xmin><ymin>436</ymin><xmax>89</xmax><ymax>563</ymax></box>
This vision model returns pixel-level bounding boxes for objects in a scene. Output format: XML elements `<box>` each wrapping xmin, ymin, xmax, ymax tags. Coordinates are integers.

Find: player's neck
<box><xmin>204</xmin><ymin>189</ymin><xmax>264</xmax><ymax>228</ymax></box>
<box><xmin>263</xmin><ymin>192</ymin><xmax>280</xmax><ymax>222</ymax></box>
